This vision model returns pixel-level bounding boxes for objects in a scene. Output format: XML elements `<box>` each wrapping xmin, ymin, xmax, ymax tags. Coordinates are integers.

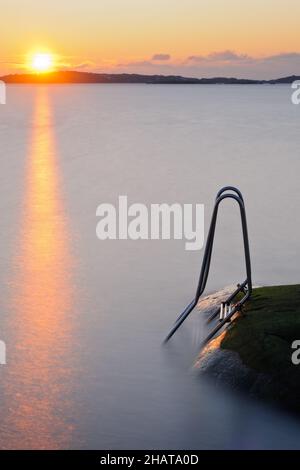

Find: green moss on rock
<box><xmin>220</xmin><ymin>285</ymin><xmax>300</xmax><ymax>411</ymax></box>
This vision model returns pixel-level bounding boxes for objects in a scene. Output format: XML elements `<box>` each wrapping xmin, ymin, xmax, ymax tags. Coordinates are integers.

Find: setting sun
<box><xmin>31</xmin><ymin>53</ymin><xmax>53</xmax><ymax>73</ymax></box>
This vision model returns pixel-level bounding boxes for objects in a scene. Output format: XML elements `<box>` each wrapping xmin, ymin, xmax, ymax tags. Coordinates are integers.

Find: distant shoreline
<box><xmin>1</xmin><ymin>70</ymin><xmax>300</xmax><ymax>85</ymax></box>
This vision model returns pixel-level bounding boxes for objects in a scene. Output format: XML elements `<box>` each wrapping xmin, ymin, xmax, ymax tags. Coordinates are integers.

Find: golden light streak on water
<box><xmin>2</xmin><ymin>87</ymin><xmax>76</xmax><ymax>449</ymax></box>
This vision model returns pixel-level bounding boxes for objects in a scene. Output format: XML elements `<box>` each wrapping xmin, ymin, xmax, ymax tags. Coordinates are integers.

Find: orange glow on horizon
<box><xmin>0</xmin><ymin>1</ymin><xmax>299</xmax><ymax>77</ymax></box>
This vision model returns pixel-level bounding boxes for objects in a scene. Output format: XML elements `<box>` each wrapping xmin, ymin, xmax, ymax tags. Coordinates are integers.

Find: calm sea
<box><xmin>0</xmin><ymin>84</ymin><xmax>299</xmax><ymax>449</ymax></box>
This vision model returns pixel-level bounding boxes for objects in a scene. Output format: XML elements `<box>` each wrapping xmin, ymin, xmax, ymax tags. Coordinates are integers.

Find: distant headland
<box><xmin>1</xmin><ymin>71</ymin><xmax>300</xmax><ymax>85</ymax></box>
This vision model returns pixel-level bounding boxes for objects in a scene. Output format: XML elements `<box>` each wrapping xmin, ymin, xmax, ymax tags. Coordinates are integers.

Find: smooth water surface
<box><xmin>0</xmin><ymin>84</ymin><xmax>299</xmax><ymax>449</ymax></box>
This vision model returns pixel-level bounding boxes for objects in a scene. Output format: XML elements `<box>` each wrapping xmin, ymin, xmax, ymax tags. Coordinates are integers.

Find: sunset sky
<box><xmin>1</xmin><ymin>0</ymin><xmax>300</xmax><ymax>78</ymax></box>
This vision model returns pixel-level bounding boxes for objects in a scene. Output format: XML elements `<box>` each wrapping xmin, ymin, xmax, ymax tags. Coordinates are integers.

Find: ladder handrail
<box><xmin>216</xmin><ymin>186</ymin><xmax>244</xmax><ymax>202</ymax></box>
<box><xmin>164</xmin><ymin>186</ymin><xmax>252</xmax><ymax>345</ymax></box>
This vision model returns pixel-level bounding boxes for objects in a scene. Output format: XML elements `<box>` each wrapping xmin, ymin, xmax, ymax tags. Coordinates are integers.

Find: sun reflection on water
<box><xmin>3</xmin><ymin>87</ymin><xmax>77</xmax><ymax>449</ymax></box>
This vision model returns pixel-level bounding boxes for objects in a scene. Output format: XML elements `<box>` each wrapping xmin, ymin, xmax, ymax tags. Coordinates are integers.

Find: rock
<box><xmin>195</xmin><ymin>346</ymin><xmax>268</xmax><ymax>394</ymax></box>
<box><xmin>194</xmin><ymin>284</ymin><xmax>300</xmax><ymax>413</ymax></box>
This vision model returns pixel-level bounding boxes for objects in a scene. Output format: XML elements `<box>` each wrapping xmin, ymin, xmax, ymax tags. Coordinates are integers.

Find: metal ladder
<box><xmin>164</xmin><ymin>186</ymin><xmax>252</xmax><ymax>346</ymax></box>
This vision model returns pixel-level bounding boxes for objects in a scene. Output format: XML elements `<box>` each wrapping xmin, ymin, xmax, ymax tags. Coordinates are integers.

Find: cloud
<box><xmin>73</xmin><ymin>62</ymin><xmax>95</xmax><ymax>69</ymax></box>
<box><xmin>117</xmin><ymin>60</ymin><xmax>154</xmax><ymax>68</ymax></box>
<box><xmin>186</xmin><ymin>50</ymin><xmax>300</xmax><ymax>68</ymax></box>
<box><xmin>263</xmin><ymin>52</ymin><xmax>300</xmax><ymax>62</ymax></box>
<box><xmin>0</xmin><ymin>61</ymin><xmax>22</xmax><ymax>65</ymax></box>
<box><xmin>209</xmin><ymin>50</ymin><xmax>251</xmax><ymax>61</ymax></box>
<box><xmin>67</xmin><ymin>50</ymin><xmax>300</xmax><ymax>81</ymax></box>
<box><xmin>152</xmin><ymin>54</ymin><xmax>170</xmax><ymax>61</ymax></box>
<box><xmin>118</xmin><ymin>55</ymin><xmax>171</xmax><ymax>68</ymax></box>
<box><xmin>183</xmin><ymin>50</ymin><xmax>300</xmax><ymax>79</ymax></box>
<box><xmin>186</xmin><ymin>55</ymin><xmax>205</xmax><ymax>63</ymax></box>
<box><xmin>187</xmin><ymin>50</ymin><xmax>252</xmax><ymax>63</ymax></box>
<box><xmin>56</xmin><ymin>58</ymin><xmax>95</xmax><ymax>69</ymax></box>
<box><xmin>3</xmin><ymin>50</ymin><xmax>298</xmax><ymax>80</ymax></box>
